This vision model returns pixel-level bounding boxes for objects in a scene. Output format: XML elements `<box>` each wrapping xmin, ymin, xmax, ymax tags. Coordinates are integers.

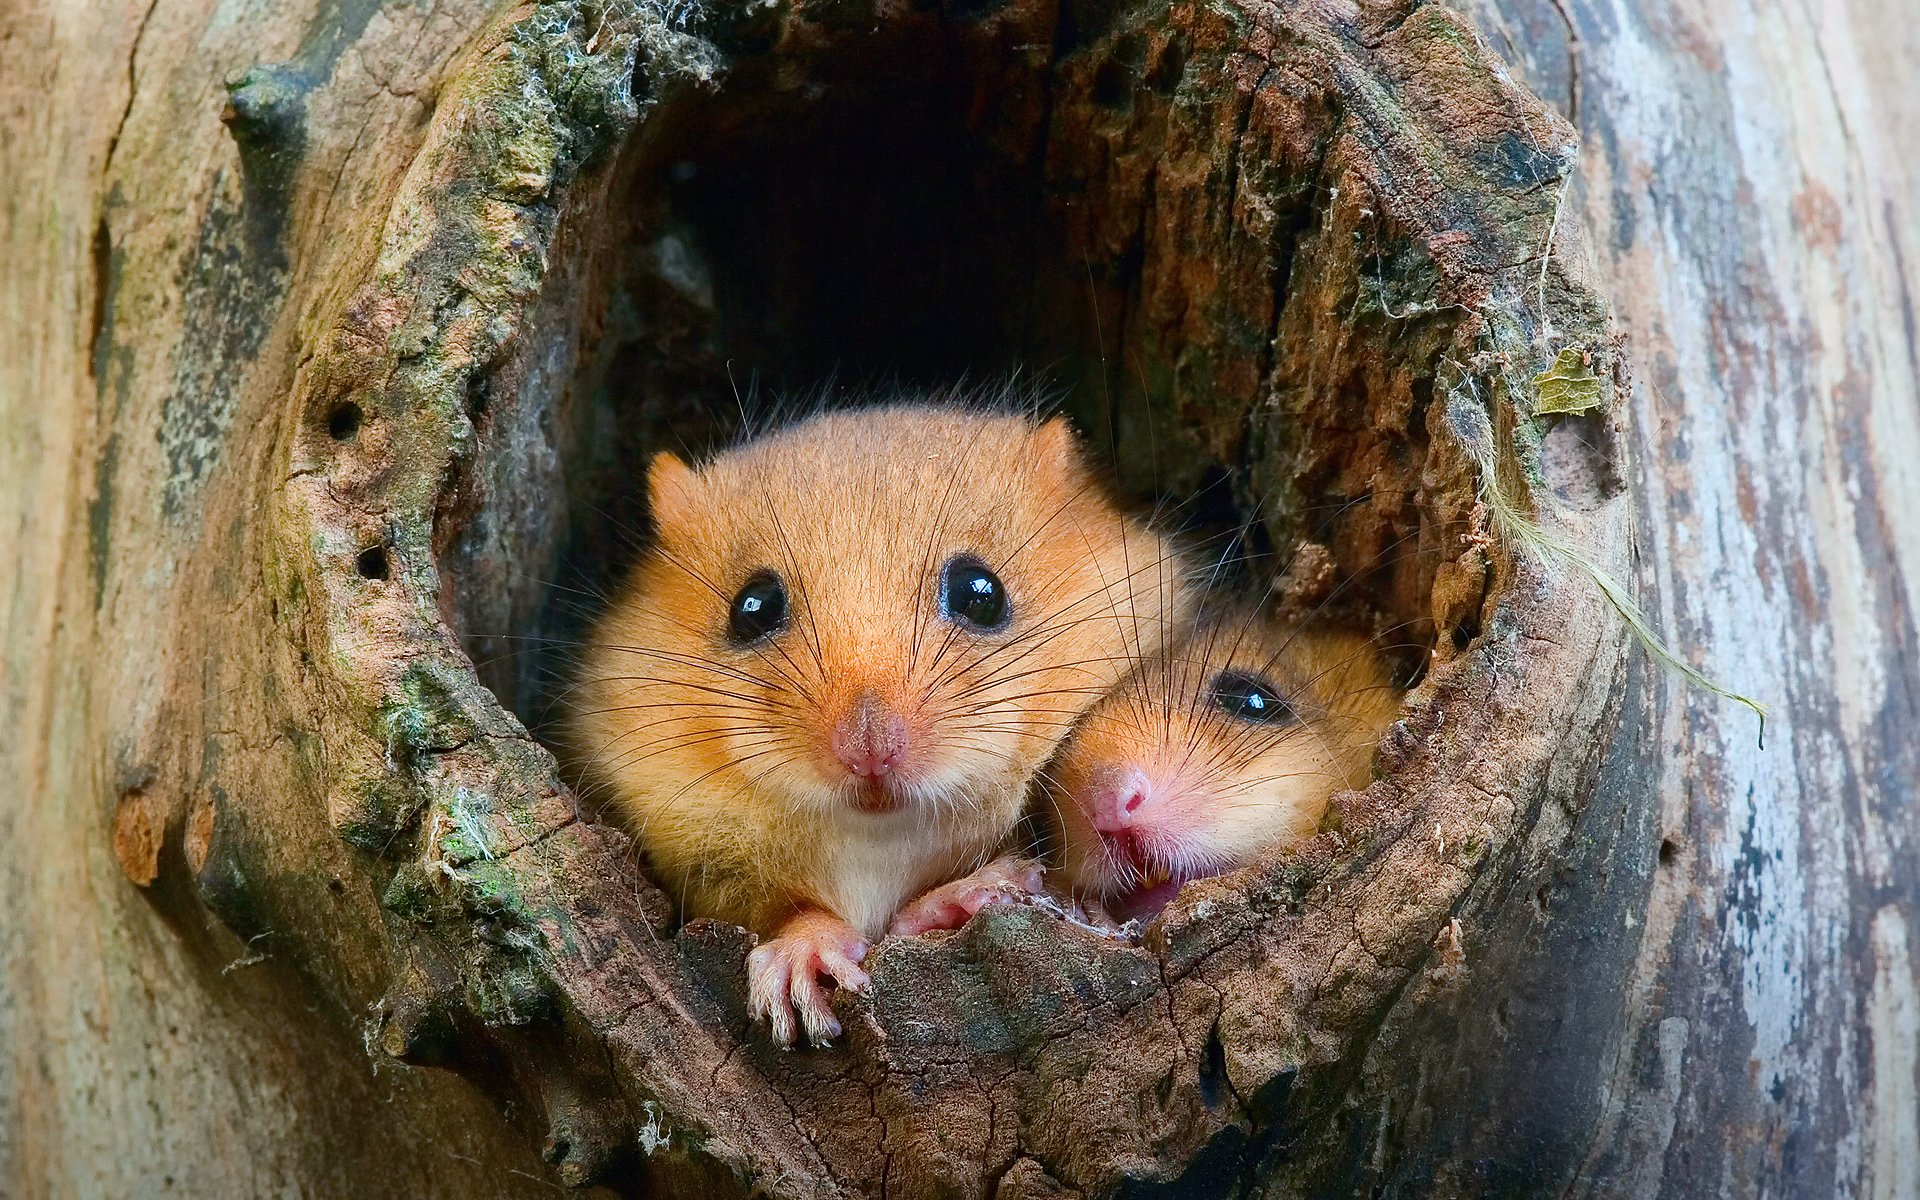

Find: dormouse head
<box><xmin>578</xmin><ymin>404</ymin><xmax>1181</xmax><ymax>828</ymax></box>
<box><xmin>1046</xmin><ymin>613</ymin><xmax>1401</xmax><ymax>920</ymax></box>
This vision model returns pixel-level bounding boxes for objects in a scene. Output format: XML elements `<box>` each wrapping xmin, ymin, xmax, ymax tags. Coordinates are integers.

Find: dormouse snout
<box><xmin>830</xmin><ymin>692</ymin><xmax>911</xmax><ymax>782</ymax></box>
<box><xmin>1086</xmin><ymin>764</ymin><xmax>1157</xmax><ymax>833</ymax></box>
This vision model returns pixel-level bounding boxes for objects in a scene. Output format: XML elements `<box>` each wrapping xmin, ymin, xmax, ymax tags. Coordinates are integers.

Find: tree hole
<box><xmin>326</xmin><ymin>401</ymin><xmax>363</xmax><ymax>441</ymax></box>
<box><xmin>442</xmin><ymin>9</ymin><xmax>1452</xmax><ymax>734</ymax></box>
<box><xmin>281</xmin><ymin>1</ymin><xmax>1630</xmax><ymax>1188</ymax></box>
<box><xmin>465</xmin><ymin>374</ymin><xmax>491</xmax><ymax>423</ymax></box>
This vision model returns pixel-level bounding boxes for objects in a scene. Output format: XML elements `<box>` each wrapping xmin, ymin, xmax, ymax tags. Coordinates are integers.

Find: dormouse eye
<box><xmin>940</xmin><ymin>555</ymin><xmax>1011</xmax><ymax>632</ymax></box>
<box><xmin>727</xmin><ymin>570</ymin><xmax>788</xmax><ymax>645</ymax></box>
<box><xmin>1208</xmin><ymin>671</ymin><xmax>1298</xmax><ymax>725</ymax></box>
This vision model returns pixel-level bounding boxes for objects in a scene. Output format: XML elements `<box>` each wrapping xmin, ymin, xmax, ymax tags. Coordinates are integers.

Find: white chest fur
<box><xmin>812</xmin><ymin>810</ymin><xmax>999</xmax><ymax>938</ymax></box>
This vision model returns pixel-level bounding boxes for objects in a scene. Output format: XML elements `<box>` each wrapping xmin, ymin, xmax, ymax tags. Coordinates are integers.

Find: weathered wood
<box><xmin>0</xmin><ymin>0</ymin><xmax>615</xmax><ymax>1195</ymax></box>
<box><xmin>1340</xmin><ymin>2</ymin><xmax>1920</xmax><ymax>1194</ymax></box>
<box><xmin>2</xmin><ymin>0</ymin><xmax>1911</xmax><ymax>1197</ymax></box>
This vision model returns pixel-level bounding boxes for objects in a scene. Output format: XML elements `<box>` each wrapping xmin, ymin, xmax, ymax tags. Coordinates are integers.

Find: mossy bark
<box><xmin>2</xmin><ymin>0</ymin><xmax>1913</xmax><ymax>1197</ymax></box>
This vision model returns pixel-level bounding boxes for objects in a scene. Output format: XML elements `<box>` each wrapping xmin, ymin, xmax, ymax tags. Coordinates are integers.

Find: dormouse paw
<box><xmin>888</xmin><ymin>856</ymin><xmax>1047</xmax><ymax>937</ymax></box>
<box><xmin>746</xmin><ymin>911</ymin><xmax>871</xmax><ymax>1048</ymax></box>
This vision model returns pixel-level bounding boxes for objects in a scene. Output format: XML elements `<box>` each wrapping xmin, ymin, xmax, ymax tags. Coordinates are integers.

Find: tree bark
<box><xmin>0</xmin><ymin>2</ymin><xmax>1911</xmax><ymax>1199</ymax></box>
<box><xmin>1366</xmin><ymin>3</ymin><xmax>1920</xmax><ymax>1194</ymax></box>
<box><xmin>0</xmin><ymin>3</ymin><xmax>616</xmax><ymax>1195</ymax></box>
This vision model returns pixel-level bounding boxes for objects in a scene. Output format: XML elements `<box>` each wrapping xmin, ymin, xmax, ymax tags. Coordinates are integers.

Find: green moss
<box><xmin>437</xmin><ymin>785</ymin><xmax>497</xmax><ymax>863</ymax></box>
<box><xmin>460</xmin><ymin>858</ymin><xmax>546</xmax><ymax>926</ymax></box>
<box><xmin>468</xmin><ymin>953</ymin><xmax>557</xmax><ymax>1028</ymax></box>
<box><xmin>338</xmin><ymin>777</ymin><xmax>424</xmax><ymax>855</ymax></box>
<box><xmin>381</xmin><ymin>863</ymin><xmax>439</xmax><ymax>921</ymax></box>
<box><xmin>379</xmin><ymin>659</ymin><xmax>482</xmax><ymax>758</ymax></box>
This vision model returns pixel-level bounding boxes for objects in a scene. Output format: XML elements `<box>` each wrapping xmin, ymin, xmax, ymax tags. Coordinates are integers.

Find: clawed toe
<box><xmin>889</xmin><ymin>857</ymin><xmax>1048</xmax><ymax>936</ymax></box>
<box><xmin>746</xmin><ymin>914</ymin><xmax>870</xmax><ymax>1048</ymax></box>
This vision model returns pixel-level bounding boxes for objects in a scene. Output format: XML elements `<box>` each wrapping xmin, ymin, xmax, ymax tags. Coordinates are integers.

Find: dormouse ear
<box><xmin>1032</xmin><ymin>415</ymin><xmax>1088</xmax><ymax>483</ymax></box>
<box><xmin>646</xmin><ymin>451</ymin><xmax>698</xmax><ymax>530</ymax></box>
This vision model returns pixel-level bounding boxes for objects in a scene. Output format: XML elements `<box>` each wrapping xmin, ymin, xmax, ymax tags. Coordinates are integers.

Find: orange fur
<box><xmin>1046</xmin><ymin>611</ymin><xmax>1403</xmax><ymax>908</ymax></box>
<box><xmin>573</xmin><ymin>404</ymin><xmax>1184</xmax><ymax>941</ymax></box>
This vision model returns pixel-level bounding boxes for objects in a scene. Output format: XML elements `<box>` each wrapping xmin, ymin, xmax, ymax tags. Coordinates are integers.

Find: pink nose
<box><xmin>1088</xmin><ymin>766</ymin><xmax>1154</xmax><ymax>833</ymax></box>
<box><xmin>831</xmin><ymin>694</ymin><xmax>910</xmax><ymax>780</ymax></box>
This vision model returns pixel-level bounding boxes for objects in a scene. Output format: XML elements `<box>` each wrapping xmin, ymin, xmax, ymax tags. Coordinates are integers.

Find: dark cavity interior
<box><xmin>441</xmin><ymin>5</ymin><xmax>1452</xmax><ymax>733</ymax></box>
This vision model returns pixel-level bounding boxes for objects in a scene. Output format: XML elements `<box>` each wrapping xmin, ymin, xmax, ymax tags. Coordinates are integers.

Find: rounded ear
<box><xmin>1032</xmin><ymin>415</ymin><xmax>1089</xmax><ymax>483</ymax></box>
<box><xmin>646</xmin><ymin>451</ymin><xmax>697</xmax><ymax>530</ymax></box>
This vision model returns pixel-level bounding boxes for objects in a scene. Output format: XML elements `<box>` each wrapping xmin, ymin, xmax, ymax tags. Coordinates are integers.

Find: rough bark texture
<box><xmin>0</xmin><ymin>2</ymin><xmax>1911</xmax><ymax>1200</ymax></box>
<box><xmin>1370</xmin><ymin>3</ymin><xmax>1920</xmax><ymax>1195</ymax></box>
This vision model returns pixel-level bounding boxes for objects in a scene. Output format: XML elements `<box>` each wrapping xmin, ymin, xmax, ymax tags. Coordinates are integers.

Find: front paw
<box><xmin>746</xmin><ymin>912</ymin><xmax>870</xmax><ymax>1048</ymax></box>
<box><xmin>888</xmin><ymin>857</ymin><xmax>1046</xmax><ymax>937</ymax></box>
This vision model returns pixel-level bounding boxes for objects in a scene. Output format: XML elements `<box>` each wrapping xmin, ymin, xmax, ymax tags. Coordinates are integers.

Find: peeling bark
<box><xmin>2</xmin><ymin>0</ymin><xmax>1911</xmax><ymax>1197</ymax></box>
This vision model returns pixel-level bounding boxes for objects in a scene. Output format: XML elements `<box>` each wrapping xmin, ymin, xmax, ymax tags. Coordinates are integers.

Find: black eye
<box><xmin>940</xmin><ymin>555</ymin><xmax>1010</xmax><ymax>631</ymax></box>
<box><xmin>727</xmin><ymin>570</ymin><xmax>788</xmax><ymax>645</ymax></box>
<box><xmin>1208</xmin><ymin>671</ymin><xmax>1298</xmax><ymax>725</ymax></box>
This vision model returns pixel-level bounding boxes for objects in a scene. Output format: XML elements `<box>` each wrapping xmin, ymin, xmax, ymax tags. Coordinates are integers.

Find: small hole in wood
<box><xmin>356</xmin><ymin>546</ymin><xmax>391</xmax><ymax>580</ymax></box>
<box><xmin>1658</xmin><ymin>837</ymin><xmax>1679</xmax><ymax>866</ymax></box>
<box><xmin>327</xmin><ymin>402</ymin><xmax>364</xmax><ymax>441</ymax></box>
<box><xmin>1092</xmin><ymin>57</ymin><xmax>1133</xmax><ymax>110</ymax></box>
<box><xmin>465</xmin><ymin>374</ymin><xmax>491</xmax><ymax>422</ymax></box>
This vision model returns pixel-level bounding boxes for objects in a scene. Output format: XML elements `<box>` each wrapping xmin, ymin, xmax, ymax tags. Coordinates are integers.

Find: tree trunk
<box><xmin>0</xmin><ymin>2</ymin><xmax>1911</xmax><ymax>1199</ymax></box>
<box><xmin>1367</xmin><ymin>4</ymin><xmax>1920</xmax><ymax>1190</ymax></box>
<box><xmin>1368</xmin><ymin>4</ymin><xmax>1920</xmax><ymax>1195</ymax></box>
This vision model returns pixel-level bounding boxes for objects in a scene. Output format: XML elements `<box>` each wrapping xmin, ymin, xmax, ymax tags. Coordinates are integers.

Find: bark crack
<box><xmin>1546</xmin><ymin>0</ymin><xmax>1581</xmax><ymax>126</ymax></box>
<box><xmin>88</xmin><ymin>0</ymin><xmax>161</xmax><ymax>386</ymax></box>
<box><xmin>103</xmin><ymin>0</ymin><xmax>160</xmax><ymax>182</ymax></box>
